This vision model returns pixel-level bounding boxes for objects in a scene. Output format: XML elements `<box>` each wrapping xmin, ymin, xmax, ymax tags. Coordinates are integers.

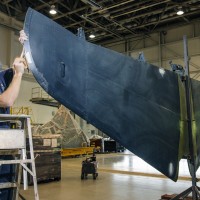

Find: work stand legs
<box><xmin>170</xmin><ymin>186</ymin><xmax>200</xmax><ymax>199</ymax></box>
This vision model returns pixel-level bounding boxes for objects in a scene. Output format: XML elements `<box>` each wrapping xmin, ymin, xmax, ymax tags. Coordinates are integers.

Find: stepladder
<box><xmin>0</xmin><ymin>114</ymin><xmax>39</xmax><ymax>200</ymax></box>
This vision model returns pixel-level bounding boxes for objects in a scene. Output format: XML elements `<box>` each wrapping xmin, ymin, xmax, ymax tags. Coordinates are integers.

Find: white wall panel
<box><xmin>188</xmin><ymin>38</ymin><xmax>200</xmax><ymax>55</ymax></box>
<box><xmin>103</xmin><ymin>23</ymin><xmax>200</xmax><ymax>78</ymax></box>
<box><xmin>107</xmin><ymin>42</ymin><xmax>125</xmax><ymax>53</ymax></box>
<box><xmin>194</xmin><ymin>22</ymin><xmax>200</xmax><ymax>36</ymax></box>
<box><xmin>162</xmin><ymin>38</ymin><xmax>200</xmax><ymax>59</ymax></box>
<box><xmin>164</xmin><ymin>24</ymin><xmax>193</xmax><ymax>43</ymax></box>
<box><xmin>14</xmin><ymin>79</ymin><xmax>58</xmax><ymax>124</ymax></box>
<box><xmin>11</xmin><ymin>35</ymin><xmax>23</xmax><ymax>62</ymax></box>
<box><xmin>144</xmin><ymin>33</ymin><xmax>159</xmax><ymax>47</ymax></box>
<box><xmin>162</xmin><ymin>42</ymin><xmax>184</xmax><ymax>60</ymax></box>
<box><xmin>129</xmin><ymin>39</ymin><xmax>145</xmax><ymax>50</ymax></box>
<box><xmin>1</xmin><ymin>12</ymin><xmax>200</xmax><ymax>130</ymax></box>
<box><xmin>0</xmin><ymin>27</ymin><xmax>10</xmax><ymax>65</ymax></box>
<box><xmin>130</xmin><ymin>46</ymin><xmax>159</xmax><ymax>63</ymax></box>
<box><xmin>1</xmin><ymin>13</ymin><xmax>58</xmax><ymax>124</ymax></box>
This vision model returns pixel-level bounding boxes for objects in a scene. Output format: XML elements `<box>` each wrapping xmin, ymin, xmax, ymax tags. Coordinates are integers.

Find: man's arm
<box><xmin>0</xmin><ymin>57</ymin><xmax>26</xmax><ymax>107</ymax></box>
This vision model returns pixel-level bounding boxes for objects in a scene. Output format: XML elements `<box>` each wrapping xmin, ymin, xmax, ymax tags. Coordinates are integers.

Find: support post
<box><xmin>170</xmin><ymin>36</ymin><xmax>200</xmax><ymax>200</ymax></box>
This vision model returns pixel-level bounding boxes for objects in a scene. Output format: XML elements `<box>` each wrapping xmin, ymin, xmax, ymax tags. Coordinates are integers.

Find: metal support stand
<box><xmin>170</xmin><ymin>36</ymin><xmax>200</xmax><ymax>200</ymax></box>
<box><xmin>0</xmin><ymin>114</ymin><xmax>39</xmax><ymax>200</ymax></box>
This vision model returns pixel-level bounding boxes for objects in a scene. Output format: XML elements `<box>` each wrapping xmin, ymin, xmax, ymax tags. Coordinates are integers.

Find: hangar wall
<box><xmin>92</xmin><ymin>22</ymin><xmax>200</xmax><ymax>136</ymax></box>
<box><xmin>104</xmin><ymin>22</ymin><xmax>200</xmax><ymax>80</ymax></box>
<box><xmin>0</xmin><ymin>11</ymin><xmax>58</xmax><ymax>124</ymax></box>
<box><xmin>1</xmin><ymin>11</ymin><xmax>200</xmax><ymax>136</ymax></box>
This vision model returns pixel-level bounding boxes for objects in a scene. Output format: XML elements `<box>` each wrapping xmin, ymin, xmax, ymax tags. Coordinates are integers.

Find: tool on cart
<box><xmin>81</xmin><ymin>153</ymin><xmax>98</xmax><ymax>180</ymax></box>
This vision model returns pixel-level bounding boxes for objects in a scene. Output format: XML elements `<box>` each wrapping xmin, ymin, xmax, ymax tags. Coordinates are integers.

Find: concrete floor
<box><xmin>21</xmin><ymin>151</ymin><xmax>196</xmax><ymax>200</ymax></box>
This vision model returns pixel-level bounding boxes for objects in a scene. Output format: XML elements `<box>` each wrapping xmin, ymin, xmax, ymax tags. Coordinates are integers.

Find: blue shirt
<box><xmin>0</xmin><ymin>68</ymin><xmax>14</xmax><ymax>127</ymax></box>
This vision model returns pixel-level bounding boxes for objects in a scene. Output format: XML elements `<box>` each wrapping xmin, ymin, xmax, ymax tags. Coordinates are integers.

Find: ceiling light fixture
<box><xmin>49</xmin><ymin>5</ymin><xmax>57</xmax><ymax>15</ymax></box>
<box><xmin>176</xmin><ymin>7</ymin><xmax>184</xmax><ymax>15</ymax></box>
<box><xmin>89</xmin><ymin>33</ymin><xmax>95</xmax><ymax>39</ymax></box>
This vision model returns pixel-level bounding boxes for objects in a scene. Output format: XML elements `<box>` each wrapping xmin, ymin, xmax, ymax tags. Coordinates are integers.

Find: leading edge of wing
<box><xmin>24</xmin><ymin>8</ymin><xmax>187</xmax><ymax>181</ymax></box>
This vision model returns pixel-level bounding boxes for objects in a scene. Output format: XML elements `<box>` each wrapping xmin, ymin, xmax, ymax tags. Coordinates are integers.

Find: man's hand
<box><xmin>19</xmin><ymin>30</ymin><xmax>28</xmax><ymax>44</ymax></box>
<box><xmin>12</xmin><ymin>57</ymin><xmax>27</xmax><ymax>75</ymax></box>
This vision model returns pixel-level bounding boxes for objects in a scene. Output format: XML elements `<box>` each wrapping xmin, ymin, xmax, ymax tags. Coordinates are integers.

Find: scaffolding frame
<box><xmin>0</xmin><ymin>114</ymin><xmax>39</xmax><ymax>200</ymax></box>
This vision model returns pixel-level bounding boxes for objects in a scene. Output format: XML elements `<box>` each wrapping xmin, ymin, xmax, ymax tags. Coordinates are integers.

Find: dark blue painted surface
<box><xmin>24</xmin><ymin>8</ymin><xmax>186</xmax><ymax>181</ymax></box>
<box><xmin>0</xmin><ymin>68</ymin><xmax>15</xmax><ymax>200</ymax></box>
<box><xmin>0</xmin><ymin>155</ymin><xmax>15</xmax><ymax>200</ymax></box>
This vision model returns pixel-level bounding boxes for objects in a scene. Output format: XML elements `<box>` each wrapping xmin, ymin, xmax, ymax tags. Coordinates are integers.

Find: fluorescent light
<box><xmin>89</xmin><ymin>33</ymin><xmax>95</xmax><ymax>39</ymax></box>
<box><xmin>177</xmin><ymin>7</ymin><xmax>184</xmax><ymax>15</ymax></box>
<box><xmin>49</xmin><ymin>5</ymin><xmax>57</xmax><ymax>15</ymax></box>
<box><xmin>177</xmin><ymin>10</ymin><xmax>184</xmax><ymax>15</ymax></box>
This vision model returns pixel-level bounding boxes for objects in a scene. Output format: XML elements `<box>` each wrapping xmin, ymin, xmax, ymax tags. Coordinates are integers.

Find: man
<box><xmin>0</xmin><ymin>57</ymin><xmax>26</xmax><ymax>106</ymax></box>
<box><xmin>0</xmin><ymin>30</ymin><xmax>27</xmax><ymax>125</ymax></box>
<box><xmin>0</xmin><ymin>32</ymin><xmax>28</xmax><ymax>199</ymax></box>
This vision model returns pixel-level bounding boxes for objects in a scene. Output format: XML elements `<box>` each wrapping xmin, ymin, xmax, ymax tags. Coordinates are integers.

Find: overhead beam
<box><xmin>81</xmin><ymin>15</ymin><xmax>123</xmax><ymax>39</ymax></box>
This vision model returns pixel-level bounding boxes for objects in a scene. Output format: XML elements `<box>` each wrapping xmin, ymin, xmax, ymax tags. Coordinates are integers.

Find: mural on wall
<box><xmin>23</xmin><ymin>8</ymin><xmax>200</xmax><ymax>182</ymax></box>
